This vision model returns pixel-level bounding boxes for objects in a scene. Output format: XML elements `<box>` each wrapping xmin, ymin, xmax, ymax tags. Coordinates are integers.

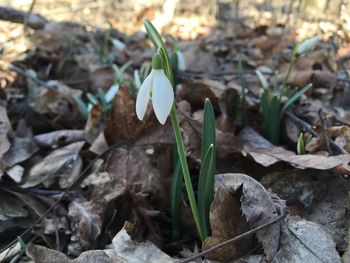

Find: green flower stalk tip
<box><xmin>152</xmin><ymin>53</ymin><xmax>163</xmax><ymax>70</ymax></box>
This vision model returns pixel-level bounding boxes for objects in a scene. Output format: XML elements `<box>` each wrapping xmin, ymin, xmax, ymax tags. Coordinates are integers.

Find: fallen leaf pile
<box><xmin>1</xmin><ymin>1</ymin><xmax>350</xmax><ymax>262</ymax></box>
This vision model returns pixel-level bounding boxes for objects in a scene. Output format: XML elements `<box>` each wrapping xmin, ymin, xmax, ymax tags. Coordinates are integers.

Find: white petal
<box><xmin>176</xmin><ymin>51</ymin><xmax>186</xmax><ymax>71</ymax></box>
<box><xmin>152</xmin><ymin>70</ymin><xmax>174</xmax><ymax>125</ymax></box>
<box><xmin>136</xmin><ymin>71</ymin><xmax>153</xmax><ymax>121</ymax></box>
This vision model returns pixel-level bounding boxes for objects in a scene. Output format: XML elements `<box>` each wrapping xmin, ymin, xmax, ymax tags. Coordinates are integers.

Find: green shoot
<box><xmin>198</xmin><ymin>99</ymin><xmax>216</xmax><ymax>237</ymax></box>
<box><xmin>297</xmin><ymin>132</ymin><xmax>312</xmax><ymax>155</ymax></box>
<box><xmin>256</xmin><ymin>37</ymin><xmax>318</xmax><ymax>144</ymax></box>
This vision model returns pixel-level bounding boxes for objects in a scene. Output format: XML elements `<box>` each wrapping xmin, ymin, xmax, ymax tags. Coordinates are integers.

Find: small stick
<box><xmin>179</xmin><ymin>210</ymin><xmax>288</xmax><ymax>263</ymax></box>
<box><xmin>285</xmin><ymin>111</ymin><xmax>347</xmax><ymax>154</ymax></box>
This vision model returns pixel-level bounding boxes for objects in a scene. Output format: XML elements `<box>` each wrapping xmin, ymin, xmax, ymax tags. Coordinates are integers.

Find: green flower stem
<box><xmin>169</xmin><ymin>105</ymin><xmax>205</xmax><ymax>241</ymax></box>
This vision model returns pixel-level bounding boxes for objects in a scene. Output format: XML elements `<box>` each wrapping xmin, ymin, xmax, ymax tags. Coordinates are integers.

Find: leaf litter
<box><xmin>0</xmin><ymin>1</ymin><xmax>350</xmax><ymax>262</ymax></box>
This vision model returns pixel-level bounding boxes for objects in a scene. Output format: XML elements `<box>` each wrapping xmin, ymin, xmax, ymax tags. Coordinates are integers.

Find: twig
<box><xmin>0</xmin><ymin>6</ymin><xmax>47</xmax><ymax>30</ymax></box>
<box><xmin>179</xmin><ymin>210</ymin><xmax>288</xmax><ymax>263</ymax></box>
<box><xmin>285</xmin><ymin>111</ymin><xmax>347</xmax><ymax>154</ymax></box>
<box><xmin>285</xmin><ymin>111</ymin><xmax>317</xmax><ymax>136</ymax></box>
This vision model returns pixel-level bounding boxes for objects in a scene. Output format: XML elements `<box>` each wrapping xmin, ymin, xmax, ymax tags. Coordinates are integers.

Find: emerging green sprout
<box><xmin>257</xmin><ymin>36</ymin><xmax>319</xmax><ymax>144</ymax></box>
<box><xmin>75</xmin><ymin>61</ymin><xmax>131</xmax><ymax>119</ymax></box>
<box><xmin>297</xmin><ymin>132</ymin><xmax>312</xmax><ymax>155</ymax></box>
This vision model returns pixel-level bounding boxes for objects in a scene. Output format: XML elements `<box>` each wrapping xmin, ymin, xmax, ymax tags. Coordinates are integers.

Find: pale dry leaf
<box><xmin>2</xmin><ymin>136</ymin><xmax>38</xmax><ymax>168</ymax></box>
<box><xmin>34</xmin><ymin>130</ymin><xmax>86</xmax><ymax>148</ymax></box>
<box><xmin>21</xmin><ymin>141</ymin><xmax>84</xmax><ymax>188</ymax></box>
<box><xmin>112</xmin><ymin>228</ymin><xmax>176</xmax><ymax>263</ymax></box>
<box><xmin>215</xmin><ymin>173</ymin><xmax>284</xmax><ymax>261</ymax></box>
<box><xmin>27</xmin><ymin>243</ymin><xmax>125</xmax><ymax>263</ymax></box>
<box><xmin>273</xmin><ymin>217</ymin><xmax>340</xmax><ymax>263</ymax></box>
<box><xmin>68</xmin><ymin>200</ymin><xmax>103</xmax><ymax>255</ymax></box>
<box><xmin>239</xmin><ymin>127</ymin><xmax>350</xmax><ymax>173</ymax></box>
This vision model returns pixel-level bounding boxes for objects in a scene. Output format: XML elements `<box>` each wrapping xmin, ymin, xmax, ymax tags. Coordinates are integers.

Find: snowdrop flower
<box><xmin>296</xmin><ymin>35</ymin><xmax>320</xmax><ymax>55</ymax></box>
<box><xmin>136</xmin><ymin>53</ymin><xmax>174</xmax><ymax>125</ymax></box>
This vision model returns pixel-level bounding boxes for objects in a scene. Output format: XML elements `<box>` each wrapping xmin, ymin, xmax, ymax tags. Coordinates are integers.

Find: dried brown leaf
<box><xmin>21</xmin><ymin>141</ymin><xmax>84</xmax><ymax>188</ymax></box>
<box><xmin>214</xmin><ymin>173</ymin><xmax>284</xmax><ymax>261</ymax></box>
<box><xmin>202</xmin><ymin>185</ymin><xmax>254</xmax><ymax>261</ymax></box>
<box><xmin>239</xmin><ymin>127</ymin><xmax>350</xmax><ymax>173</ymax></box>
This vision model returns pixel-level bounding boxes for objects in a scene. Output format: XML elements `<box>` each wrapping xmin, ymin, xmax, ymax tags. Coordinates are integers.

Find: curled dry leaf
<box><xmin>21</xmin><ymin>141</ymin><xmax>84</xmax><ymax>188</ymax></box>
<box><xmin>239</xmin><ymin>127</ymin><xmax>350</xmax><ymax>174</ymax></box>
<box><xmin>202</xmin><ymin>185</ymin><xmax>255</xmax><ymax>261</ymax></box>
<box><xmin>307</xmin><ymin>125</ymin><xmax>350</xmax><ymax>153</ymax></box>
<box><xmin>204</xmin><ymin>173</ymin><xmax>284</xmax><ymax>262</ymax></box>
<box><xmin>68</xmin><ymin>200</ymin><xmax>103</xmax><ymax>255</ymax></box>
<box><xmin>2</xmin><ymin>136</ymin><xmax>38</xmax><ymax>168</ymax></box>
<box><xmin>34</xmin><ymin>130</ymin><xmax>87</xmax><ymax>148</ymax></box>
<box><xmin>273</xmin><ymin>217</ymin><xmax>340</xmax><ymax>263</ymax></box>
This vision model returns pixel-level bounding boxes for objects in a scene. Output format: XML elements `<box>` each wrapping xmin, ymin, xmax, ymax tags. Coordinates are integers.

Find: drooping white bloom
<box><xmin>136</xmin><ymin>54</ymin><xmax>174</xmax><ymax>125</ymax></box>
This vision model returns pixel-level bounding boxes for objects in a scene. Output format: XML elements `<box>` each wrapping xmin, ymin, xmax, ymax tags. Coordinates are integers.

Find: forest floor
<box><xmin>1</xmin><ymin>1</ymin><xmax>350</xmax><ymax>262</ymax></box>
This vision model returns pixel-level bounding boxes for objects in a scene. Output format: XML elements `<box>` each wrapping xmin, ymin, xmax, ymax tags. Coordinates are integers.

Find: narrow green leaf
<box><xmin>260</xmin><ymin>89</ymin><xmax>271</xmax><ymax>137</ymax></box>
<box><xmin>297</xmin><ymin>133</ymin><xmax>305</xmax><ymax>155</ymax></box>
<box><xmin>105</xmin><ymin>84</ymin><xmax>120</xmax><ymax>103</ymax></box>
<box><xmin>120</xmin><ymin>60</ymin><xmax>132</xmax><ymax>73</ymax></box>
<box><xmin>87</xmin><ymin>93</ymin><xmax>98</xmax><ymax>105</ymax></box>
<box><xmin>198</xmin><ymin>98</ymin><xmax>216</xmax><ymax>238</ymax></box>
<box><xmin>97</xmin><ymin>88</ymin><xmax>107</xmax><ymax>107</ymax></box>
<box><xmin>17</xmin><ymin>236</ymin><xmax>26</xmax><ymax>251</ymax></box>
<box><xmin>198</xmin><ymin>144</ymin><xmax>214</xmax><ymax>238</ymax></box>
<box><xmin>269</xmin><ymin>94</ymin><xmax>281</xmax><ymax>144</ymax></box>
<box><xmin>140</xmin><ymin>62</ymin><xmax>151</xmax><ymax>81</ymax></box>
<box><xmin>73</xmin><ymin>95</ymin><xmax>88</xmax><ymax>119</ymax></box>
<box><xmin>280</xmin><ymin>84</ymin><xmax>311</xmax><ymax>119</ymax></box>
<box><xmin>256</xmin><ymin>69</ymin><xmax>269</xmax><ymax>90</ymax></box>
<box><xmin>201</xmin><ymin>99</ymin><xmax>216</xmax><ymax>162</ymax></box>
<box><xmin>171</xmin><ymin>152</ymin><xmax>183</xmax><ymax>241</ymax></box>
